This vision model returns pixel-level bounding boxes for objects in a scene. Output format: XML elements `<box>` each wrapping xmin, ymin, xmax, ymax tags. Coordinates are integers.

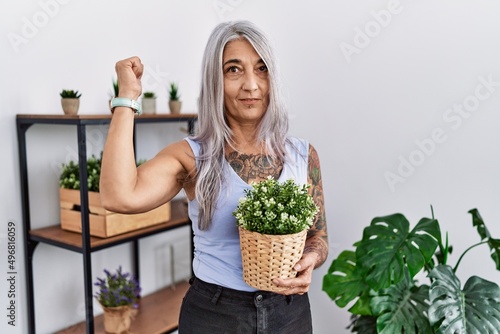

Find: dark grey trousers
<box><xmin>178</xmin><ymin>277</ymin><xmax>313</xmax><ymax>334</ymax></box>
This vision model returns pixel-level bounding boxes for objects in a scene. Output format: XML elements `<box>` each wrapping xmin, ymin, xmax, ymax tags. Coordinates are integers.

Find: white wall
<box><xmin>1</xmin><ymin>0</ymin><xmax>500</xmax><ymax>333</ymax></box>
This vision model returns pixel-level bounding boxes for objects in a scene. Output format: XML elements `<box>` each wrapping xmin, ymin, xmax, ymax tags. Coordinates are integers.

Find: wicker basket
<box><xmin>238</xmin><ymin>226</ymin><xmax>307</xmax><ymax>292</ymax></box>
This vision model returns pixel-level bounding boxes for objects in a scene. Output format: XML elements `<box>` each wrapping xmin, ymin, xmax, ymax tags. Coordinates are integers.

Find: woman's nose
<box><xmin>242</xmin><ymin>72</ymin><xmax>258</xmax><ymax>92</ymax></box>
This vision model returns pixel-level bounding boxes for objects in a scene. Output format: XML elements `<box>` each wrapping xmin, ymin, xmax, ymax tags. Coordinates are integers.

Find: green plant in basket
<box><xmin>233</xmin><ymin>176</ymin><xmax>318</xmax><ymax>235</ymax></box>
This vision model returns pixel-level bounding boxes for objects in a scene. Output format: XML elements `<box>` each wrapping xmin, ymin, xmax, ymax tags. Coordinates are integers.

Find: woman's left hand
<box><xmin>272</xmin><ymin>252</ymin><xmax>318</xmax><ymax>295</ymax></box>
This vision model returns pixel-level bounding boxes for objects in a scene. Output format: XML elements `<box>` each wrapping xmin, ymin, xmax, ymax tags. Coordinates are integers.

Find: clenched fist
<box><xmin>115</xmin><ymin>56</ymin><xmax>144</xmax><ymax>100</ymax></box>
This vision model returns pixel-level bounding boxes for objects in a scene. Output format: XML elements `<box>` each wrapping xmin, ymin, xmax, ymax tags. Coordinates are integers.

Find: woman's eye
<box><xmin>226</xmin><ymin>66</ymin><xmax>240</xmax><ymax>73</ymax></box>
<box><xmin>258</xmin><ymin>65</ymin><xmax>268</xmax><ymax>72</ymax></box>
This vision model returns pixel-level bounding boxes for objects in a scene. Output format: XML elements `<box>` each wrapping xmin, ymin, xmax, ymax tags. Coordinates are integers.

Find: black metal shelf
<box><xmin>29</xmin><ymin>199</ymin><xmax>189</xmax><ymax>253</ymax></box>
<box><xmin>16</xmin><ymin>113</ymin><xmax>197</xmax><ymax>334</ymax></box>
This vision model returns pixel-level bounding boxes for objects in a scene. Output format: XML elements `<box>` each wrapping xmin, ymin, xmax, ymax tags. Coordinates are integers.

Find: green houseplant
<box><xmin>112</xmin><ymin>78</ymin><xmax>119</xmax><ymax>98</ymax></box>
<box><xmin>60</xmin><ymin>89</ymin><xmax>81</xmax><ymax>115</ymax></box>
<box><xmin>233</xmin><ymin>177</ymin><xmax>318</xmax><ymax>235</ymax></box>
<box><xmin>59</xmin><ymin>155</ymin><xmax>101</xmax><ymax>191</ymax></box>
<box><xmin>108</xmin><ymin>78</ymin><xmax>119</xmax><ymax>113</ymax></box>
<box><xmin>233</xmin><ymin>177</ymin><xmax>318</xmax><ymax>292</ymax></box>
<box><xmin>323</xmin><ymin>208</ymin><xmax>500</xmax><ymax>334</ymax></box>
<box><xmin>94</xmin><ymin>266</ymin><xmax>141</xmax><ymax>334</ymax></box>
<box><xmin>59</xmin><ymin>155</ymin><xmax>146</xmax><ymax>192</ymax></box>
<box><xmin>168</xmin><ymin>82</ymin><xmax>181</xmax><ymax>114</ymax></box>
<box><xmin>142</xmin><ymin>91</ymin><xmax>157</xmax><ymax>114</ymax></box>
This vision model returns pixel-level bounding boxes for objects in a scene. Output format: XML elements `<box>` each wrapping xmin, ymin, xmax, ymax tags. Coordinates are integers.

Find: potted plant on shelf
<box><xmin>108</xmin><ymin>78</ymin><xmax>119</xmax><ymax>111</ymax></box>
<box><xmin>58</xmin><ymin>155</ymin><xmax>170</xmax><ymax>238</ymax></box>
<box><xmin>322</xmin><ymin>208</ymin><xmax>500</xmax><ymax>334</ymax></box>
<box><xmin>168</xmin><ymin>82</ymin><xmax>181</xmax><ymax>114</ymax></box>
<box><xmin>94</xmin><ymin>266</ymin><xmax>141</xmax><ymax>334</ymax></box>
<box><xmin>60</xmin><ymin>89</ymin><xmax>81</xmax><ymax>115</ymax></box>
<box><xmin>233</xmin><ymin>176</ymin><xmax>319</xmax><ymax>292</ymax></box>
<box><xmin>142</xmin><ymin>91</ymin><xmax>157</xmax><ymax>114</ymax></box>
<box><xmin>111</xmin><ymin>78</ymin><xmax>119</xmax><ymax>98</ymax></box>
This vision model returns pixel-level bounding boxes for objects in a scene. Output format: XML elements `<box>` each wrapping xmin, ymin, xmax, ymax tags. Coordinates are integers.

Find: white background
<box><xmin>1</xmin><ymin>0</ymin><xmax>500</xmax><ymax>333</ymax></box>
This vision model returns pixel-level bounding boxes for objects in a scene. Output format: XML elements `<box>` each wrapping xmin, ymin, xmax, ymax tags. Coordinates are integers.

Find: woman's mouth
<box><xmin>239</xmin><ymin>98</ymin><xmax>260</xmax><ymax>106</ymax></box>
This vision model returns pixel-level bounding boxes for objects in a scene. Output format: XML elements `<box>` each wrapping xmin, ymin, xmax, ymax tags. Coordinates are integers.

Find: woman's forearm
<box><xmin>99</xmin><ymin>108</ymin><xmax>138</xmax><ymax>212</ymax></box>
<box><xmin>304</xmin><ymin>235</ymin><xmax>329</xmax><ymax>269</ymax></box>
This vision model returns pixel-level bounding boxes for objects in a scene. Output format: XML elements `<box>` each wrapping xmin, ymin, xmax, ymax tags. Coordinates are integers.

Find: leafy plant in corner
<box><xmin>168</xmin><ymin>82</ymin><xmax>180</xmax><ymax>101</ymax></box>
<box><xmin>60</xmin><ymin>89</ymin><xmax>82</xmax><ymax>98</ymax></box>
<box><xmin>323</xmin><ymin>208</ymin><xmax>500</xmax><ymax>334</ymax></box>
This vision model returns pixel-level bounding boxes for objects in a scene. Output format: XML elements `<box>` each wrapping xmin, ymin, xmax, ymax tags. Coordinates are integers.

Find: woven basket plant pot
<box><xmin>239</xmin><ymin>226</ymin><xmax>307</xmax><ymax>292</ymax></box>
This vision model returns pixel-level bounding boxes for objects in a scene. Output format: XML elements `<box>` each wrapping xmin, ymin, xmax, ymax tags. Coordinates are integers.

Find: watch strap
<box><xmin>110</xmin><ymin>97</ymin><xmax>142</xmax><ymax>115</ymax></box>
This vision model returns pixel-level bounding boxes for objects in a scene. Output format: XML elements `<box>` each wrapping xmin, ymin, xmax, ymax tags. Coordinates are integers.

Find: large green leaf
<box><xmin>322</xmin><ymin>250</ymin><xmax>372</xmax><ymax>315</ymax></box>
<box><xmin>371</xmin><ymin>270</ymin><xmax>431</xmax><ymax>334</ymax></box>
<box><xmin>357</xmin><ymin>214</ymin><xmax>441</xmax><ymax>290</ymax></box>
<box><xmin>468</xmin><ymin>209</ymin><xmax>500</xmax><ymax>270</ymax></box>
<box><xmin>429</xmin><ymin>265</ymin><xmax>500</xmax><ymax>334</ymax></box>
<box><xmin>348</xmin><ymin>315</ymin><xmax>378</xmax><ymax>334</ymax></box>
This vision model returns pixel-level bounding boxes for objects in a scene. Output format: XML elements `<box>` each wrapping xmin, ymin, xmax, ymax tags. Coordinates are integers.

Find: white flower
<box><xmin>280</xmin><ymin>212</ymin><xmax>289</xmax><ymax>221</ymax></box>
<box><xmin>233</xmin><ymin>178</ymin><xmax>318</xmax><ymax>235</ymax></box>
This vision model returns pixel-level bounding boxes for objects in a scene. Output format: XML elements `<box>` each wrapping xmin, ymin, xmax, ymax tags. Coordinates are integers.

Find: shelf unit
<box><xmin>16</xmin><ymin>113</ymin><xmax>197</xmax><ymax>334</ymax></box>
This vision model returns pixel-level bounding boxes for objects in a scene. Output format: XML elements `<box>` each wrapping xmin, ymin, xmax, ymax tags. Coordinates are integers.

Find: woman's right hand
<box><xmin>115</xmin><ymin>56</ymin><xmax>144</xmax><ymax>100</ymax></box>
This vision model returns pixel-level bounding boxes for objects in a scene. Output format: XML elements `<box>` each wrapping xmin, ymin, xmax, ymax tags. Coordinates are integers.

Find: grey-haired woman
<box><xmin>100</xmin><ymin>20</ymin><xmax>328</xmax><ymax>333</ymax></box>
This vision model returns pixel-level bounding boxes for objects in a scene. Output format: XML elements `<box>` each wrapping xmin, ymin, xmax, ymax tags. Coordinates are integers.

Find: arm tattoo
<box><xmin>305</xmin><ymin>144</ymin><xmax>328</xmax><ymax>268</ymax></box>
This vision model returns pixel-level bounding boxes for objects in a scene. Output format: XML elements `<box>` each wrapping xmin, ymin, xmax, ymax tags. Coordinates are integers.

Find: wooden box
<box><xmin>59</xmin><ymin>188</ymin><xmax>171</xmax><ymax>238</ymax></box>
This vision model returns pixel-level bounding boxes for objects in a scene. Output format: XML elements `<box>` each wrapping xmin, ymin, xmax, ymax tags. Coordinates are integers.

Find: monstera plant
<box><xmin>323</xmin><ymin>208</ymin><xmax>500</xmax><ymax>334</ymax></box>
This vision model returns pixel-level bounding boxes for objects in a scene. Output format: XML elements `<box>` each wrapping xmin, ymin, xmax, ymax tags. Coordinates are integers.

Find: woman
<box><xmin>100</xmin><ymin>20</ymin><xmax>328</xmax><ymax>333</ymax></box>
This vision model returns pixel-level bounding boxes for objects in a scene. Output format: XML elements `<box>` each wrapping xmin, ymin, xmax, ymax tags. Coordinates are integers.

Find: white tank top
<box><xmin>185</xmin><ymin>137</ymin><xmax>309</xmax><ymax>291</ymax></box>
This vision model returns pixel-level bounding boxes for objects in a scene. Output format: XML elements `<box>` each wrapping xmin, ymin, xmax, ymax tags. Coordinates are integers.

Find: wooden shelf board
<box><xmin>30</xmin><ymin>199</ymin><xmax>190</xmax><ymax>251</ymax></box>
<box><xmin>56</xmin><ymin>280</ymin><xmax>190</xmax><ymax>334</ymax></box>
<box><xmin>17</xmin><ymin>113</ymin><xmax>198</xmax><ymax>120</ymax></box>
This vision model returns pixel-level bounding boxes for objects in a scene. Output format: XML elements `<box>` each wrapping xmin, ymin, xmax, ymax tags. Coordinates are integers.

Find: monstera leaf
<box><xmin>371</xmin><ymin>270</ymin><xmax>431</xmax><ymax>334</ymax></box>
<box><xmin>357</xmin><ymin>214</ymin><xmax>441</xmax><ymax>291</ymax></box>
<box><xmin>322</xmin><ymin>250</ymin><xmax>372</xmax><ymax>315</ymax></box>
<box><xmin>429</xmin><ymin>265</ymin><xmax>500</xmax><ymax>334</ymax></box>
<box><xmin>468</xmin><ymin>208</ymin><xmax>500</xmax><ymax>270</ymax></box>
<box><xmin>348</xmin><ymin>315</ymin><xmax>378</xmax><ymax>334</ymax></box>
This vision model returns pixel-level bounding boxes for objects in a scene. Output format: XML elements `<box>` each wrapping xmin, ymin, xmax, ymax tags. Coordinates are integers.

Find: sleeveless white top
<box><xmin>185</xmin><ymin>137</ymin><xmax>309</xmax><ymax>291</ymax></box>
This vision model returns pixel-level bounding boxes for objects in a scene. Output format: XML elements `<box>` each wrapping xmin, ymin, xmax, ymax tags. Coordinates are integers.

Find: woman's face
<box><xmin>222</xmin><ymin>39</ymin><xmax>270</xmax><ymax>126</ymax></box>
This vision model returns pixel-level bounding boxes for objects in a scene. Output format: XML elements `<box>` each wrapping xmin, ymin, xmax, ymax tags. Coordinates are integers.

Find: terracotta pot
<box><xmin>102</xmin><ymin>304</ymin><xmax>136</xmax><ymax>334</ymax></box>
<box><xmin>61</xmin><ymin>98</ymin><xmax>80</xmax><ymax>115</ymax></box>
<box><xmin>168</xmin><ymin>100</ymin><xmax>182</xmax><ymax>114</ymax></box>
<box><xmin>142</xmin><ymin>98</ymin><xmax>157</xmax><ymax>114</ymax></box>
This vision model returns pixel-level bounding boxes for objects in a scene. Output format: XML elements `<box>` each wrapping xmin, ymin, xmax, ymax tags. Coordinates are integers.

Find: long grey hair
<box><xmin>192</xmin><ymin>20</ymin><xmax>289</xmax><ymax>230</ymax></box>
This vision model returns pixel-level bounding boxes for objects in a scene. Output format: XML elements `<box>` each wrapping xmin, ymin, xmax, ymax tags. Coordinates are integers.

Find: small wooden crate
<box><xmin>59</xmin><ymin>188</ymin><xmax>171</xmax><ymax>238</ymax></box>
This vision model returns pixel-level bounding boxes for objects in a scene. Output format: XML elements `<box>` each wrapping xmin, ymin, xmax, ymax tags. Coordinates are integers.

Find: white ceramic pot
<box><xmin>142</xmin><ymin>98</ymin><xmax>157</xmax><ymax>114</ymax></box>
